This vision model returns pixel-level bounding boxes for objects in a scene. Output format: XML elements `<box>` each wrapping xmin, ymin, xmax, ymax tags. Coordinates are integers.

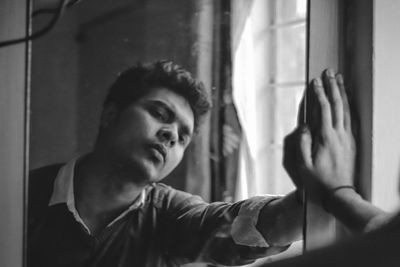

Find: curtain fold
<box><xmin>231</xmin><ymin>0</ymin><xmax>255</xmax><ymax>53</ymax></box>
<box><xmin>209</xmin><ymin>0</ymin><xmax>243</xmax><ymax>202</ymax></box>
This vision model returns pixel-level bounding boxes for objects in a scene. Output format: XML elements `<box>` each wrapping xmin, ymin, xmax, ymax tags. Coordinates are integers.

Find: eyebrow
<box><xmin>148</xmin><ymin>100</ymin><xmax>193</xmax><ymax>137</ymax></box>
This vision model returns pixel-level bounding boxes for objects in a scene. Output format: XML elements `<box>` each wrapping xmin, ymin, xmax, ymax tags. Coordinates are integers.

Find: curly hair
<box><xmin>104</xmin><ymin>60</ymin><xmax>211</xmax><ymax>132</ymax></box>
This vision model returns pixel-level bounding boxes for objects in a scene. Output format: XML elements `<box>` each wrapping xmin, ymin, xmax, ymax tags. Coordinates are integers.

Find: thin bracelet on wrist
<box><xmin>322</xmin><ymin>185</ymin><xmax>356</xmax><ymax>210</ymax></box>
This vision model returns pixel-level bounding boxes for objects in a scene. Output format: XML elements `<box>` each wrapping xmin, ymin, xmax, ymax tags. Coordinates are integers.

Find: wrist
<box><xmin>322</xmin><ymin>185</ymin><xmax>357</xmax><ymax>211</ymax></box>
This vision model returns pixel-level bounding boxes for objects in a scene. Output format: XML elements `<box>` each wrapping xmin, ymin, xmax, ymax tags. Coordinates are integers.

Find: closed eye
<box><xmin>149</xmin><ymin>105</ymin><xmax>172</xmax><ymax>122</ymax></box>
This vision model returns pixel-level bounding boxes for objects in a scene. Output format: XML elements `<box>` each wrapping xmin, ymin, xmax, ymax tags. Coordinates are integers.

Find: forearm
<box><xmin>323</xmin><ymin>188</ymin><xmax>386</xmax><ymax>233</ymax></box>
<box><xmin>256</xmin><ymin>191</ymin><xmax>303</xmax><ymax>246</ymax></box>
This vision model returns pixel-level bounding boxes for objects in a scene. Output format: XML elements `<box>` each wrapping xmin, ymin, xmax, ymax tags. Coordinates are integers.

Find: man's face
<box><xmin>102</xmin><ymin>87</ymin><xmax>194</xmax><ymax>184</ymax></box>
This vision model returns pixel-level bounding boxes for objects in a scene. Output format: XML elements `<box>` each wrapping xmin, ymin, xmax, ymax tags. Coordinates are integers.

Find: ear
<box><xmin>100</xmin><ymin>104</ymin><xmax>118</xmax><ymax>129</ymax></box>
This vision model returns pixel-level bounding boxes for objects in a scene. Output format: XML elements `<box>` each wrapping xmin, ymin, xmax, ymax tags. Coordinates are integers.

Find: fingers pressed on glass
<box><xmin>323</xmin><ymin>69</ymin><xmax>344</xmax><ymax>129</ymax></box>
<box><xmin>299</xmin><ymin>126</ymin><xmax>312</xmax><ymax>168</ymax></box>
<box><xmin>312</xmin><ymin>78</ymin><xmax>332</xmax><ymax>135</ymax></box>
<box><xmin>302</xmin><ymin>87</ymin><xmax>317</xmax><ymax>135</ymax></box>
<box><xmin>283</xmin><ymin>130</ymin><xmax>298</xmax><ymax>178</ymax></box>
<box><xmin>336</xmin><ymin>73</ymin><xmax>352</xmax><ymax>131</ymax></box>
<box><xmin>297</xmin><ymin>94</ymin><xmax>306</xmax><ymax>126</ymax></box>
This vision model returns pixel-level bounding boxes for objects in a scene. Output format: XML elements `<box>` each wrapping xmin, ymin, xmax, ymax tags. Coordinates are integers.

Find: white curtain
<box><xmin>232</xmin><ymin>0</ymin><xmax>301</xmax><ymax>200</ymax></box>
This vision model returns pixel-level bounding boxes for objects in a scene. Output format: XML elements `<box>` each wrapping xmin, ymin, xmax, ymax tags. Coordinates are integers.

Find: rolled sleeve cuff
<box><xmin>231</xmin><ymin>195</ymin><xmax>280</xmax><ymax>247</ymax></box>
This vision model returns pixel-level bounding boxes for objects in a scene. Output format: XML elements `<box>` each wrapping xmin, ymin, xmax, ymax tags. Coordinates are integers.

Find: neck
<box><xmin>74</xmin><ymin>152</ymin><xmax>146</xmax><ymax>233</ymax></box>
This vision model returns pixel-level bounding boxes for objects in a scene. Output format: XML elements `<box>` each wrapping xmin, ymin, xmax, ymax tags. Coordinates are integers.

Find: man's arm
<box><xmin>259</xmin><ymin>213</ymin><xmax>400</xmax><ymax>267</ymax></box>
<box><xmin>323</xmin><ymin>186</ymin><xmax>388</xmax><ymax>232</ymax></box>
<box><xmin>156</xmin><ymin>184</ymin><xmax>293</xmax><ymax>265</ymax></box>
<box><xmin>256</xmin><ymin>191</ymin><xmax>303</xmax><ymax>246</ymax></box>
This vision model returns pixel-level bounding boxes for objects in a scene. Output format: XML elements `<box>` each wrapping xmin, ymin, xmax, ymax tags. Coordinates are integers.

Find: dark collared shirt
<box><xmin>28</xmin><ymin>161</ymin><xmax>288</xmax><ymax>267</ymax></box>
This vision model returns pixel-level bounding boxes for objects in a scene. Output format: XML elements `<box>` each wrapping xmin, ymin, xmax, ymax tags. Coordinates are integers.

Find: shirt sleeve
<box><xmin>153</xmin><ymin>184</ymin><xmax>289</xmax><ymax>266</ymax></box>
<box><xmin>230</xmin><ymin>196</ymin><xmax>279</xmax><ymax>247</ymax></box>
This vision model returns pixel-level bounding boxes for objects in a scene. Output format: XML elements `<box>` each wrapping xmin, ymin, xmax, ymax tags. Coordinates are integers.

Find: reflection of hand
<box><xmin>223</xmin><ymin>125</ymin><xmax>241</xmax><ymax>157</ymax></box>
<box><xmin>283</xmin><ymin>126</ymin><xmax>307</xmax><ymax>191</ymax></box>
<box><xmin>284</xmin><ymin>69</ymin><xmax>356</xmax><ymax>200</ymax></box>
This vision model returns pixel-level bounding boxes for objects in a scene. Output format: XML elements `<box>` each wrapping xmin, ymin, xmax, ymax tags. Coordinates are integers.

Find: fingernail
<box><xmin>313</xmin><ymin>78</ymin><xmax>322</xmax><ymax>86</ymax></box>
<box><xmin>336</xmin><ymin>74</ymin><xmax>344</xmax><ymax>84</ymax></box>
<box><xmin>326</xmin><ymin>69</ymin><xmax>335</xmax><ymax>78</ymax></box>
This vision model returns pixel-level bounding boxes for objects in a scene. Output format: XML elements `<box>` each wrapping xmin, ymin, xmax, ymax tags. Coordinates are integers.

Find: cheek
<box><xmin>116</xmin><ymin>115</ymin><xmax>155</xmax><ymax>141</ymax></box>
<box><xmin>164</xmin><ymin>148</ymin><xmax>185</xmax><ymax>172</ymax></box>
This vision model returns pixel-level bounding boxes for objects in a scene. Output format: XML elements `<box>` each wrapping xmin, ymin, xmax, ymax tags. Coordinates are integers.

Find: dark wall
<box><xmin>31</xmin><ymin>8</ymin><xmax>80</xmax><ymax>168</ymax></box>
<box><xmin>30</xmin><ymin>0</ymin><xmax>210</xmax><ymax>192</ymax></box>
<box><xmin>75</xmin><ymin>0</ymin><xmax>198</xmax><ymax>155</ymax></box>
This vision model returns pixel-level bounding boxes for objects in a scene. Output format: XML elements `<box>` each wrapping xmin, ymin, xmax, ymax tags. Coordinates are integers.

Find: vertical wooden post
<box><xmin>305</xmin><ymin>0</ymin><xmax>344</xmax><ymax>250</ymax></box>
<box><xmin>0</xmin><ymin>0</ymin><xmax>29</xmax><ymax>266</ymax></box>
<box><xmin>371</xmin><ymin>0</ymin><xmax>400</xmax><ymax>212</ymax></box>
<box><xmin>306</xmin><ymin>0</ymin><xmax>375</xmax><ymax>250</ymax></box>
<box><xmin>345</xmin><ymin>0</ymin><xmax>373</xmax><ymax>202</ymax></box>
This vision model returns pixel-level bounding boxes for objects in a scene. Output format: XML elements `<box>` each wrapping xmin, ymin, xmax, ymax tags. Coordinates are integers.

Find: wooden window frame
<box><xmin>306</xmin><ymin>0</ymin><xmax>400</xmax><ymax>250</ymax></box>
<box><xmin>0</xmin><ymin>0</ymin><xmax>30</xmax><ymax>266</ymax></box>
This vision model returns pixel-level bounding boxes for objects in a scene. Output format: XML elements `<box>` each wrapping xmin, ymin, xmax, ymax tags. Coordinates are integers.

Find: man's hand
<box><xmin>284</xmin><ymin>69</ymin><xmax>387</xmax><ymax>232</ymax></box>
<box><xmin>284</xmin><ymin>69</ymin><xmax>356</xmax><ymax>200</ymax></box>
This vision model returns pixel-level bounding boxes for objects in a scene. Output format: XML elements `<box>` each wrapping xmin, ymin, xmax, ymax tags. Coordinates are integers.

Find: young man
<box><xmin>28</xmin><ymin>61</ymin><xmax>305</xmax><ymax>267</ymax></box>
<box><xmin>28</xmin><ymin>60</ymin><xmax>372</xmax><ymax>267</ymax></box>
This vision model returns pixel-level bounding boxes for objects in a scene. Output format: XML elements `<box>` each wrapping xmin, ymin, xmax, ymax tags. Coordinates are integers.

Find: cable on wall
<box><xmin>0</xmin><ymin>0</ymin><xmax>81</xmax><ymax>48</ymax></box>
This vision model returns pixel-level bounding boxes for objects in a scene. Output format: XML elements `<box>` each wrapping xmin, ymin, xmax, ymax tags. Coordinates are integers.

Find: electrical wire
<box><xmin>0</xmin><ymin>0</ymin><xmax>68</xmax><ymax>48</ymax></box>
<box><xmin>32</xmin><ymin>8</ymin><xmax>60</xmax><ymax>18</ymax></box>
<box><xmin>32</xmin><ymin>0</ymin><xmax>81</xmax><ymax>18</ymax></box>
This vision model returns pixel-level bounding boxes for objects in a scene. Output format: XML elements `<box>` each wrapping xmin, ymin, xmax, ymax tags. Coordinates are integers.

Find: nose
<box><xmin>157</xmin><ymin>126</ymin><xmax>178</xmax><ymax>147</ymax></box>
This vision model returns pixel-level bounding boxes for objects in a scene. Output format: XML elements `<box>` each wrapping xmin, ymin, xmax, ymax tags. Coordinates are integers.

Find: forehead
<box><xmin>139</xmin><ymin>87</ymin><xmax>194</xmax><ymax>130</ymax></box>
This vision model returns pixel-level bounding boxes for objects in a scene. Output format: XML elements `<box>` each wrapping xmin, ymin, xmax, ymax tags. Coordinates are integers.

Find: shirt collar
<box><xmin>48</xmin><ymin>156</ymin><xmax>77</xmax><ymax>207</ymax></box>
<box><xmin>48</xmin><ymin>156</ymin><xmax>147</xmax><ymax>233</ymax></box>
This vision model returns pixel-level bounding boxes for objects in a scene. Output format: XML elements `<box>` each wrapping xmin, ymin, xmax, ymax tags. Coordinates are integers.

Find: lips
<box><xmin>149</xmin><ymin>143</ymin><xmax>167</xmax><ymax>162</ymax></box>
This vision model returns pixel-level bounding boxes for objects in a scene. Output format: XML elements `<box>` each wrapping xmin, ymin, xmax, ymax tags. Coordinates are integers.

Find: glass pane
<box><xmin>271</xmin><ymin>86</ymin><xmax>305</xmax><ymax>194</ymax></box>
<box><xmin>276</xmin><ymin>0</ymin><xmax>307</xmax><ymax>24</ymax></box>
<box><xmin>276</xmin><ymin>24</ymin><xmax>306</xmax><ymax>83</ymax></box>
<box><xmin>275</xmin><ymin>86</ymin><xmax>305</xmax><ymax>145</ymax></box>
<box><xmin>253</xmin><ymin>86</ymin><xmax>304</xmax><ymax>196</ymax></box>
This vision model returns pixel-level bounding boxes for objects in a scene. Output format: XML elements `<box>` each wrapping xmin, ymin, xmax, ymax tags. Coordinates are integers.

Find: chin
<box><xmin>113</xmin><ymin>156</ymin><xmax>158</xmax><ymax>184</ymax></box>
<box><xmin>126</xmin><ymin>168</ymin><xmax>158</xmax><ymax>186</ymax></box>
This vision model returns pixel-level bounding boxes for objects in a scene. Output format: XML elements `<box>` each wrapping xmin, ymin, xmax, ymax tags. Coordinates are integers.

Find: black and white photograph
<box><xmin>1</xmin><ymin>0</ymin><xmax>400</xmax><ymax>266</ymax></box>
